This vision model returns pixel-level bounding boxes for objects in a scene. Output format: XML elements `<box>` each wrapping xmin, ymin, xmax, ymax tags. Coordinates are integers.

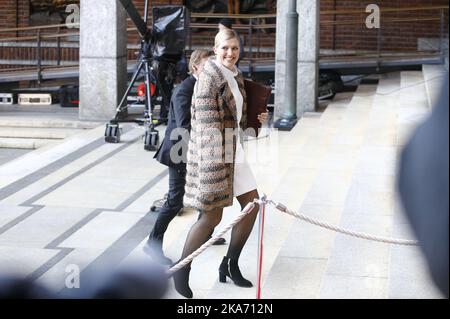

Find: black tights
<box><xmin>180</xmin><ymin>190</ymin><xmax>260</xmax><ymax>265</ymax></box>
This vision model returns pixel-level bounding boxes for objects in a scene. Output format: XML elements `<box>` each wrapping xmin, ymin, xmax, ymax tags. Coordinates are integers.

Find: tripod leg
<box><xmin>143</xmin><ymin>60</ymin><xmax>159</xmax><ymax>152</ymax></box>
<box><xmin>114</xmin><ymin>59</ymin><xmax>145</xmax><ymax>117</ymax></box>
<box><xmin>144</xmin><ymin>60</ymin><xmax>154</xmax><ymax>121</ymax></box>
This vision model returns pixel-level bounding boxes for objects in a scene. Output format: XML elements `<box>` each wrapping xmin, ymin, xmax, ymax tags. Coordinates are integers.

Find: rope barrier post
<box><xmin>256</xmin><ymin>195</ymin><xmax>266</xmax><ymax>299</ymax></box>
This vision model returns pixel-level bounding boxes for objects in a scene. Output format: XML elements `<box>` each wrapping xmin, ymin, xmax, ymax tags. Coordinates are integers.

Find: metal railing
<box><xmin>188</xmin><ymin>12</ymin><xmax>277</xmax><ymax>77</ymax></box>
<box><xmin>0</xmin><ymin>12</ymin><xmax>277</xmax><ymax>80</ymax></box>
<box><xmin>320</xmin><ymin>6</ymin><xmax>448</xmax><ymax>57</ymax></box>
<box><xmin>0</xmin><ymin>22</ymin><xmax>145</xmax><ymax>82</ymax></box>
<box><xmin>0</xmin><ymin>23</ymin><xmax>80</xmax><ymax>82</ymax></box>
<box><xmin>0</xmin><ymin>5</ymin><xmax>448</xmax><ymax>81</ymax></box>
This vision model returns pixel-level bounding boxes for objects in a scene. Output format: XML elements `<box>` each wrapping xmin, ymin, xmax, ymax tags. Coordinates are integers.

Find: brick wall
<box><xmin>0</xmin><ymin>0</ymin><xmax>448</xmax><ymax>69</ymax></box>
<box><xmin>127</xmin><ymin>0</ymin><xmax>276</xmax><ymax>57</ymax></box>
<box><xmin>320</xmin><ymin>0</ymin><xmax>449</xmax><ymax>52</ymax></box>
<box><xmin>0</xmin><ymin>0</ymin><xmax>18</xmax><ymax>37</ymax></box>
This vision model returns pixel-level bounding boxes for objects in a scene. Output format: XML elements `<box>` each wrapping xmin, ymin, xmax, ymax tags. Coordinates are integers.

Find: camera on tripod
<box><xmin>104</xmin><ymin>1</ymin><xmax>189</xmax><ymax>151</ymax></box>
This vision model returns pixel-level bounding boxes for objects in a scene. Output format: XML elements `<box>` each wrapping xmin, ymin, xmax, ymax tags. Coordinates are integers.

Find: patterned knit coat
<box><xmin>184</xmin><ymin>58</ymin><xmax>247</xmax><ymax>213</ymax></box>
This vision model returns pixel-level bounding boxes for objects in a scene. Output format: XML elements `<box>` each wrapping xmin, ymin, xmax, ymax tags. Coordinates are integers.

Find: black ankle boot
<box><xmin>143</xmin><ymin>240</ymin><xmax>173</xmax><ymax>265</ymax></box>
<box><xmin>218</xmin><ymin>256</ymin><xmax>253</xmax><ymax>288</ymax></box>
<box><xmin>173</xmin><ymin>264</ymin><xmax>193</xmax><ymax>298</ymax></box>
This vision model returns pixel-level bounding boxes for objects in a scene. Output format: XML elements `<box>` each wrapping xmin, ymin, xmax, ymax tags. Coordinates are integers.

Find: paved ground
<box><xmin>0</xmin><ymin>65</ymin><xmax>446</xmax><ymax>299</ymax></box>
<box><xmin>0</xmin><ymin>148</ymin><xmax>31</xmax><ymax>166</ymax></box>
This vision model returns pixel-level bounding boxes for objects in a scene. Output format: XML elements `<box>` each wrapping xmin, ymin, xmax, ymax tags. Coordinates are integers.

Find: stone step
<box><xmin>387</xmin><ymin>70</ymin><xmax>442</xmax><ymax>298</ymax></box>
<box><xmin>316</xmin><ymin>71</ymin><xmax>441</xmax><ymax>298</ymax></box>
<box><xmin>0</xmin><ymin>137</ymin><xmax>57</xmax><ymax>149</ymax></box>
<box><xmin>0</xmin><ymin>104</ymin><xmax>78</xmax><ymax>114</ymax></box>
<box><xmin>0</xmin><ymin>113</ymin><xmax>103</xmax><ymax>129</ymax></box>
<box><xmin>263</xmin><ymin>84</ymin><xmax>379</xmax><ymax>298</ymax></box>
<box><xmin>0</xmin><ymin>125</ymin><xmax>106</xmax><ymax>189</ymax></box>
<box><xmin>396</xmin><ymin>70</ymin><xmax>430</xmax><ymax>147</ymax></box>
<box><xmin>422</xmin><ymin>64</ymin><xmax>447</xmax><ymax>109</ymax></box>
<box><xmin>229</xmin><ymin>90</ymin><xmax>357</xmax><ymax>299</ymax></box>
<box><xmin>316</xmin><ymin>75</ymin><xmax>400</xmax><ymax>298</ymax></box>
<box><xmin>0</xmin><ymin>127</ymin><xmax>84</xmax><ymax>139</ymax></box>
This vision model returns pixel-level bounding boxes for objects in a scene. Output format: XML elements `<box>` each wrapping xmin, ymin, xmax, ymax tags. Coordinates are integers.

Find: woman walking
<box><xmin>173</xmin><ymin>28</ymin><xmax>268</xmax><ymax>298</ymax></box>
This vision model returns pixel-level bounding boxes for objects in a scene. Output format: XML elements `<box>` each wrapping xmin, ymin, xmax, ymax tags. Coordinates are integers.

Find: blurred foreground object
<box><xmin>0</xmin><ymin>275</ymin><xmax>53</xmax><ymax>299</ymax></box>
<box><xmin>88</xmin><ymin>260</ymin><xmax>168</xmax><ymax>299</ymax></box>
<box><xmin>398</xmin><ymin>74</ymin><xmax>449</xmax><ymax>298</ymax></box>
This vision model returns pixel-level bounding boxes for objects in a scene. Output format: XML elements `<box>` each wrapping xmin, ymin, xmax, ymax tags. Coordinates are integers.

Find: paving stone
<box><xmin>0</xmin><ymin>204</ymin><xmax>32</xmax><ymax>229</ymax></box>
<box><xmin>0</xmin><ymin>148</ymin><xmax>31</xmax><ymax>166</ymax></box>
<box><xmin>0</xmin><ymin>206</ymin><xmax>93</xmax><ymax>248</ymax></box>
<box><xmin>36</xmin><ymin>247</ymin><xmax>106</xmax><ymax>293</ymax></box>
<box><xmin>320</xmin><ymin>274</ymin><xmax>388</xmax><ymax>299</ymax></box>
<box><xmin>59</xmin><ymin>211</ymin><xmax>145</xmax><ymax>249</ymax></box>
<box><xmin>0</xmin><ymin>246</ymin><xmax>60</xmax><ymax>277</ymax></box>
<box><xmin>263</xmin><ymin>257</ymin><xmax>328</xmax><ymax>299</ymax></box>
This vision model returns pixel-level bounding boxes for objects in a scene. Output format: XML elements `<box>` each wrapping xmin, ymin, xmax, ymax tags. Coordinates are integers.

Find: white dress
<box><xmin>215</xmin><ymin>60</ymin><xmax>258</xmax><ymax>196</ymax></box>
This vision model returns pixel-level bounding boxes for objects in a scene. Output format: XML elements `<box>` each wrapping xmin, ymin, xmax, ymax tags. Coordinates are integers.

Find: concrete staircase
<box><xmin>157</xmin><ymin>68</ymin><xmax>444</xmax><ymax>299</ymax></box>
<box><xmin>0</xmin><ymin>66</ymin><xmax>446</xmax><ymax>299</ymax></box>
<box><xmin>260</xmin><ymin>69</ymin><xmax>444</xmax><ymax>299</ymax></box>
<box><xmin>0</xmin><ymin>107</ymin><xmax>102</xmax><ymax>149</ymax></box>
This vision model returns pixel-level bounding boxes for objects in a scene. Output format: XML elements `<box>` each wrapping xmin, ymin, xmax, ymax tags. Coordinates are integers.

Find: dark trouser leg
<box><xmin>148</xmin><ymin>167</ymin><xmax>186</xmax><ymax>248</ymax></box>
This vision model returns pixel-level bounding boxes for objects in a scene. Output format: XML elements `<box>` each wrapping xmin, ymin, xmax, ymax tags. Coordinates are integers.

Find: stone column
<box><xmin>274</xmin><ymin>0</ymin><xmax>289</xmax><ymax>120</ymax></box>
<box><xmin>297</xmin><ymin>0</ymin><xmax>320</xmax><ymax>114</ymax></box>
<box><xmin>275</xmin><ymin>0</ymin><xmax>319</xmax><ymax>119</ymax></box>
<box><xmin>79</xmin><ymin>0</ymin><xmax>127</xmax><ymax>121</ymax></box>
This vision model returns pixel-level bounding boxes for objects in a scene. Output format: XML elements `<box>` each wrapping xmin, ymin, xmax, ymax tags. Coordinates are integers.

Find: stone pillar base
<box><xmin>79</xmin><ymin>0</ymin><xmax>127</xmax><ymax>122</ymax></box>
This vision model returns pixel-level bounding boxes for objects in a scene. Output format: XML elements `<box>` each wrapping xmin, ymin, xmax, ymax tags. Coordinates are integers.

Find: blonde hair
<box><xmin>188</xmin><ymin>49</ymin><xmax>213</xmax><ymax>75</ymax></box>
<box><xmin>214</xmin><ymin>29</ymin><xmax>240</xmax><ymax>49</ymax></box>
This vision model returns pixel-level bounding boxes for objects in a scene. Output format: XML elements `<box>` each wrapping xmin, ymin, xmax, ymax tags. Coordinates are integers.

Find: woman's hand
<box><xmin>257</xmin><ymin>111</ymin><xmax>269</xmax><ymax>124</ymax></box>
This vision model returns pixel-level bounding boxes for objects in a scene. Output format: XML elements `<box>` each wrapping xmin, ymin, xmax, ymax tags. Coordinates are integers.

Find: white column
<box><xmin>275</xmin><ymin>0</ymin><xmax>319</xmax><ymax>118</ymax></box>
<box><xmin>79</xmin><ymin>0</ymin><xmax>127</xmax><ymax>121</ymax></box>
<box><xmin>274</xmin><ymin>0</ymin><xmax>288</xmax><ymax>120</ymax></box>
<box><xmin>297</xmin><ymin>0</ymin><xmax>320</xmax><ymax>114</ymax></box>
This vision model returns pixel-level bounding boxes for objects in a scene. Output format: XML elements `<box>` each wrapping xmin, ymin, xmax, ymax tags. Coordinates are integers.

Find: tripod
<box><xmin>105</xmin><ymin>1</ymin><xmax>187</xmax><ymax>151</ymax></box>
<box><xmin>105</xmin><ymin>43</ymin><xmax>160</xmax><ymax>151</ymax></box>
<box><xmin>105</xmin><ymin>0</ymin><xmax>160</xmax><ymax>151</ymax></box>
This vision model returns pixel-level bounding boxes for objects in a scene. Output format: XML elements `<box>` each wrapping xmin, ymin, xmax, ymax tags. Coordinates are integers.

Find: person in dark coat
<box><xmin>144</xmin><ymin>50</ymin><xmax>225</xmax><ymax>265</ymax></box>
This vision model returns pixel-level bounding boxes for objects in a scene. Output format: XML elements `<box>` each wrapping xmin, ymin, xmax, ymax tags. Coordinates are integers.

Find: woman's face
<box><xmin>214</xmin><ymin>37</ymin><xmax>240</xmax><ymax>69</ymax></box>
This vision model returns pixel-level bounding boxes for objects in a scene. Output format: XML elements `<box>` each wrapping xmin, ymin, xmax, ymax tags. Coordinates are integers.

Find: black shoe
<box><xmin>172</xmin><ymin>263</ymin><xmax>193</xmax><ymax>299</ymax></box>
<box><xmin>211</xmin><ymin>236</ymin><xmax>226</xmax><ymax>246</ymax></box>
<box><xmin>143</xmin><ymin>241</ymin><xmax>173</xmax><ymax>266</ymax></box>
<box><xmin>218</xmin><ymin>256</ymin><xmax>253</xmax><ymax>288</ymax></box>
